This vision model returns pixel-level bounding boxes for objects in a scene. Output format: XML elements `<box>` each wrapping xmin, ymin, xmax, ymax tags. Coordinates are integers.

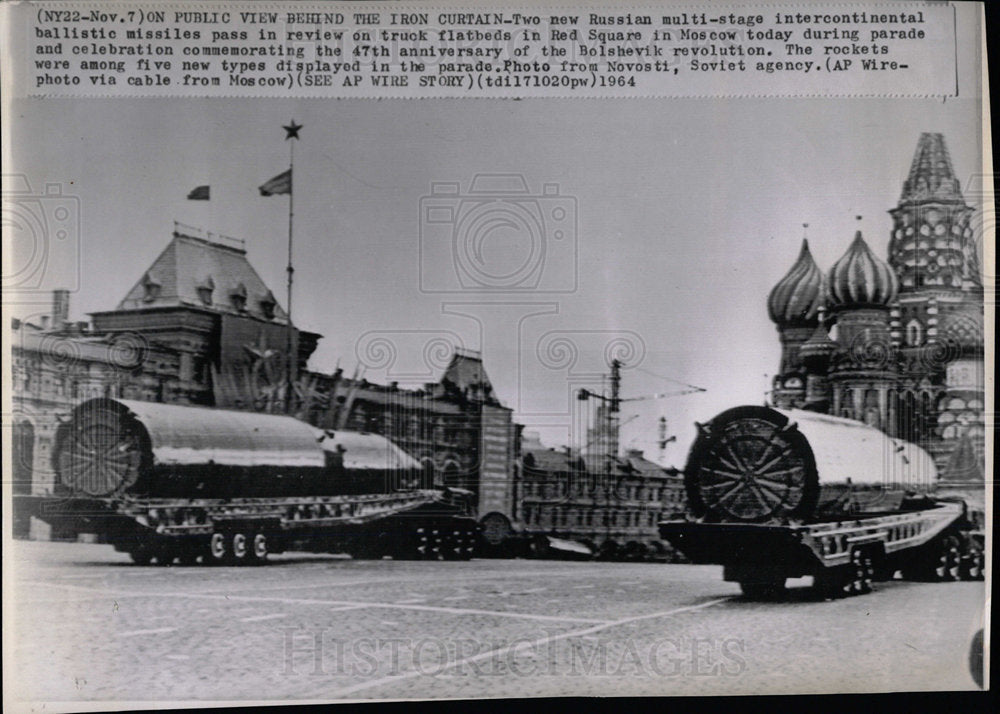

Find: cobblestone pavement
<box><xmin>5</xmin><ymin>541</ymin><xmax>986</xmax><ymax>706</ymax></box>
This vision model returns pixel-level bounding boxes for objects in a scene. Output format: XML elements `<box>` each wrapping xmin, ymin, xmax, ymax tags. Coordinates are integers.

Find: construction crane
<box><xmin>576</xmin><ymin>359</ymin><xmax>705</xmax><ymax>460</ymax></box>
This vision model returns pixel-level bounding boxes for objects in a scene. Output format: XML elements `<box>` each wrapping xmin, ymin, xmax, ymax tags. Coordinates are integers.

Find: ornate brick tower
<box><xmin>766</xmin><ymin>236</ymin><xmax>825</xmax><ymax>409</ymax></box>
<box><xmin>886</xmin><ymin>133</ymin><xmax>983</xmax><ymax>472</ymax></box>
<box><xmin>825</xmin><ymin>224</ymin><xmax>899</xmax><ymax>432</ymax></box>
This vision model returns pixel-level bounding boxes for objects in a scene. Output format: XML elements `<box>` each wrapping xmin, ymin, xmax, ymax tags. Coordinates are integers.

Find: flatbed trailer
<box><xmin>21</xmin><ymin>488</ymin><xmax>479</xmax><ymax>565</ymax></box>
<box><xmin>660</xmin><ymin>498</ymin><xmax>985</xmax><ymax>599</ymax></box>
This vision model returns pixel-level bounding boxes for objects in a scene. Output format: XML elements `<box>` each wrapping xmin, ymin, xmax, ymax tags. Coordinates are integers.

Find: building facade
<box><xmin>518</xmin><ymin>435</ymin><xmax>686</xmax><ymax>559</ymax></box>
<box><xmin>305</xmin><ymin>348</ymin><xmax>517</xmax><ymax>517</ymax></box>
<box><xmin>767</xmin><ymin>133</ymin><xmax>985</xmax><ymax>494</ymax></box>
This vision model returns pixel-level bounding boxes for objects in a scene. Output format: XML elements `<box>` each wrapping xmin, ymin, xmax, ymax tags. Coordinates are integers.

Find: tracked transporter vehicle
<box><xmin>660</xmin><ymin>406</ymin><xmax>985</xmax><ymax>599</ymax></box>
<box><xmin>29</xmin><ymin>398</ymin><xmax>479</xmax><ymax>565</ymax></box>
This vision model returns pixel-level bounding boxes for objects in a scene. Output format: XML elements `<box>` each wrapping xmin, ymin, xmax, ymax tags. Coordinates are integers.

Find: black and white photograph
<box><xmin>1</xmin><ymin>0</ymin><xmax>992</xmax><ymax>707</ymax></box>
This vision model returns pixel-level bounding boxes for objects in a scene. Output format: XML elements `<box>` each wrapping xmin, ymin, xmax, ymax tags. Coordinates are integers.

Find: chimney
<box><xmin>626</xmin><ymin>448</ymin><xmax>644</xmax><ymax>459</ymax></box>
<box><xmin>39</xmin><ymin>315</ymin><xmax>50</xmax><ymax>329</ymax></box>
<box><xmin>52</xmin><ymin>289</ymin><xmax>70</xmax><ymax>331</ymax></box>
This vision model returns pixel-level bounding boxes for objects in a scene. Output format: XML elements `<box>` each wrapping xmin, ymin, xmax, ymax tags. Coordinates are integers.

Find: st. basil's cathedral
<box><xmin>766</xmin><ymin>133</ymin><xmax>986</xmax><ymax>489</ymax></box>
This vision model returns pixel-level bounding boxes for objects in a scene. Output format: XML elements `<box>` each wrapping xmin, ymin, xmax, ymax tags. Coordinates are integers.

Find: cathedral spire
<box><xmin>899</xmin><ymin>132</ymin><xmax>964</xmax><ymax>206</ymax></box>
<box><xmin>888</xmin><ymin>133</ymin><xmax>978</xmax><ymax>291</ymax></box>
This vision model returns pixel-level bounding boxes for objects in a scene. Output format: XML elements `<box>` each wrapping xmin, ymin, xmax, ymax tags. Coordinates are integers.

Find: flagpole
<box><xmin>285</xmin><ymin>134</ymin><xmax>295</xmax><ymax>415</ymax></box>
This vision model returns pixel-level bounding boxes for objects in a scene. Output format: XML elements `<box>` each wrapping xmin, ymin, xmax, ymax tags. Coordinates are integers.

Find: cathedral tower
<box><xmin>886</xmin><ymin>133</ymin><xmax>983</xmax><ymax>470</ymax></box>
<box><xmin>826</xmin><ymin>225</ymin><xmax>899</xmax><ymax>432</ymax></box>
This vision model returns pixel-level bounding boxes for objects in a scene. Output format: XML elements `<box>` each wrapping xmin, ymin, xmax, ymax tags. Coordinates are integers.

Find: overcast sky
<box><xmin>6</xmin><ymin>77</ymin><xmax>984</xmax><ymax>464</ymax></box>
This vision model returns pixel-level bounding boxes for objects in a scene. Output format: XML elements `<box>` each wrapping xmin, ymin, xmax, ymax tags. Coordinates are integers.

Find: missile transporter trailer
<box><xmin>659</xmin><ymin>406</ymin><xmax>986</xmax><ymax>599</ymax></box>
<box><xmin>21</xmin><ymin>398</ymin><xmax>480</xmax><ymax>565</ymax></box>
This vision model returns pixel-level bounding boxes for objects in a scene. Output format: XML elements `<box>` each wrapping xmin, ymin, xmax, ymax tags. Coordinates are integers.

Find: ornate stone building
<box><xmin>767</xmin><ymin>133</ymin><xmax>985</xmax><ymax>490</ymax></box>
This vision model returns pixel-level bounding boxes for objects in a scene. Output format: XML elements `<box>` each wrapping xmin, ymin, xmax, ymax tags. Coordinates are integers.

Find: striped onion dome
<box><xmin>827</xmin><ymin>231</ymin><xmax>898</xmax><ymax>309</ymax></box>
<box><xmin>767</xmin><ymin>239</ymin><xmax>825</xmax><ymax>326</ymax></box>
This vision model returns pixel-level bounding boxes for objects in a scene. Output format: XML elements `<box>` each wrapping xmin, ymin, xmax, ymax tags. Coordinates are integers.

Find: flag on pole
<box><xmin>259</xmin><ymin>169</ymin><xmax>291</xmax><ymax>196</ymax></box>
<box><xmin>187</xmin><ymin>185</ymin><xmax>210</xmax><ymax>200</ymax></box>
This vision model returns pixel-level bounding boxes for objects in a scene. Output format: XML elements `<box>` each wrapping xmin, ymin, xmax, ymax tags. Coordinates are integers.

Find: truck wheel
<box><xmin>739</xmin><ymin>578</ymin><xmax>786</xmax><ymax>600</ymax></box>
<box><xmin>413</xmin><ymin>527</ymin><xmax>441</xmax><ymax>560</ymax></box>
<box><xmin>479</xmin><ymin>513</ymin><xmax>513</xmax><ymax>548</ymax></box>
<box><xmin>129</xmin><ymin>544</ymin><xmax>153</xmax><ymax>565</ymax></box>
<box><xmin>462</xmin><ymin>528</ymin><xmax>478</xmax><ymax>560</ymax></box>
<box><xmin>249</xmin><ymin>532</ymin><xmax>269</xmax><ymax>564</ymax></box>
<box><xmin>528</xmin><ymin>535</ymin><xmax>551</xmax><ymax>559</ymax></box>
<box><xmin>153</xmin><ymin>541</ymin><xmax>178</xmax><ymax>566</ymax></box>
<box><xmin>933</xmin><ymin>536</ymin><xmax>962</xmax><ymax>582</ymax></box>
<box><xmin>351</xmin><ymin>536</ymin><xmax>379</xmax><ymax>560</ymax></box>
<box><xmin>812</xmin><ymin>568</ymin><xmax>845</xmax><ymax>599</ymax></box>
<box><xmin>961</xmin><ymin>545</ymin><xmax>985</xmax><ymax>581</ymax></box>
<box><xmin>863</xmin><ymin>554</ymin><xmax>877</xmax><ymax>591</ymax></box>
<box><xmin>207</xmin><ymin>532</ymin><xmax>229</xmax><ymax>565</ymax></box>
<box><xmin>231</xmin><ymin>532</ymin><xmax>250</xmax><ymax>564</ymax></box>
<box><xmin>847</xmin><ymin>549</ymin><xmax>874</xmax><ymax>595</ymax></box>
<box><xmin>371</xmin><ymin>530</ymin><xmax>394</xmax><ymax>559</ymax></box>
<box><xmin>441</xmin><ymin>530</ymin><xmax>462</xmax><ymax>561</ymax></box>
<box><xmin>386</xmin><ymin>528</ymin><xmax>418</xmax><ymax>560</ymax></box>
<box><xmin>177</xmin><ymin>541</ymin><xmax>200</xmax><ymax>566</ymax></box>
<box><xmin>429</xmin><ymin>528</ymin><xmax>444</xmax><ymax>560</ymax></box>
<box><xmin>899</xmin><ymin>556</ymin><xmax>926</xmax><ymax>582</ymax></box>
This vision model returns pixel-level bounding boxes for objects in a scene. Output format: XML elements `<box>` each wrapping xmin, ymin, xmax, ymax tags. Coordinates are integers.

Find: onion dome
<box><xmin>938</xmin><ymin>308</ymin><xmax>983</xmax><ymax>354</ymax></box>
<box><xmin>767</xmin><ymin>239</ymin><xmax>825</xmax><ymax>326</ymax></box>
<box><xmin>827</xmin><ymin>231</ymin><xmax>898</xmax><ymax>309</ymax></box>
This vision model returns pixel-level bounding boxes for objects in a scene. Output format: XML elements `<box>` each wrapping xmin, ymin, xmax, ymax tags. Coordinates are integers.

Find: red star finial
<box><xmin>283</xmin><ymin>120</ymin><xmax>302</xmax><ymax>140</ymax></box>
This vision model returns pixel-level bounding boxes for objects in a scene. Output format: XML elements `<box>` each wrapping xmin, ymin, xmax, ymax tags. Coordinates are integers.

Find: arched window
<box><xmin>905</xmin><ymin>319</ymin><xmax>923</xmax><ymax>347</ymax></box>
